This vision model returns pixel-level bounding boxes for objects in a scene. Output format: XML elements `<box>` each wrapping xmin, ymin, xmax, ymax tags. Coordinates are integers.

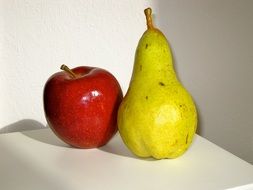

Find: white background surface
<box><xmin>0</xmin><ymin>128</ymin><xmax>253</xmax><ymax>190</ymax></box>
<box><xmin>0</xmin><ymin>0</ymin><xmax>253</xmax><ymax>164</ymax></box>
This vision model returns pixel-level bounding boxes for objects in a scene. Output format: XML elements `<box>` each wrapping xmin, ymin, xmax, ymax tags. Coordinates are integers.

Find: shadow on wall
<box><xmin>152</xmin><ymin>2</ymin><xmax>204</xmax><ymax>136</ymax></box>
<box><xmin>0</xmin><ymin>119</ymin><xmax>45</xmax><ymax>134</ymax></box>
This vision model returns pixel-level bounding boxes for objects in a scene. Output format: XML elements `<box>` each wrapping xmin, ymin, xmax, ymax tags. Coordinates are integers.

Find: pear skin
<box><xmin>117</xmin><ymin>8</ymin><xmax>198</xmax><ymax>159</ymax></box>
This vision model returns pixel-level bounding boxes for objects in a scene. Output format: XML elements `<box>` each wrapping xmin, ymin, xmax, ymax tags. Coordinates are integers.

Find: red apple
<box><xmin>43</xmin><ymin>65</ymin><xmax>123</xmax><ymax>148</ymax></box>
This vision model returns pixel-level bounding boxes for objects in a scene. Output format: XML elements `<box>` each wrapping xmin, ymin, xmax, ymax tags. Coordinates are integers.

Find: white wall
<box><xmin>0</xmin><ymin>0</ymin><xmax>153</xmax><ymax>129</ymax></box>
<box><xmin>1</xmin><ymin>0</ymin><xmax>253</xmax><ymax>164</ymax></box>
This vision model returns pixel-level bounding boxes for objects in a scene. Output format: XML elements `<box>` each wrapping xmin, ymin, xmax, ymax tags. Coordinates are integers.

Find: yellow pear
<box><xmin>117</xmin><ymin>8</ymin><xmax>198</xmax><ymax>159</ymax></box>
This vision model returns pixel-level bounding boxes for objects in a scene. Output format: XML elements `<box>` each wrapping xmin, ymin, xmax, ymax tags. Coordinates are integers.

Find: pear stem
<box><xmin>144</xmin><ymin>7</ymin><xmax>154</xmax><ymax>29</ymax></box>
<box><xmin>60</xmin><ymin>64</ymin><xmax>77</xmax><ymax>78</ymax></box>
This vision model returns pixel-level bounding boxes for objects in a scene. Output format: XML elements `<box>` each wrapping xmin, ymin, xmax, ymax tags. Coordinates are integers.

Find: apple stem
<box><xmin>144</xmin><ymin>7</ymin><xmax>154</xmax><ymax>29</ymax></box>
<box><xmin>60</xmin><ymin>64</ymin><xmax>77</xmax><ymax>78</ymax></box>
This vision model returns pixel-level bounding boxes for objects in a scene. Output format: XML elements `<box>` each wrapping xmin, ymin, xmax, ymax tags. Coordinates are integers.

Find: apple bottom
<box><xmin>44</xmin><ymin>90</ymin><xmax>122</xmax><ymax>148</ymax></box>
<box><xmin>47</xmin><ymin>117</ymin><xmax>118</xmax><ymax>149</ymax></box>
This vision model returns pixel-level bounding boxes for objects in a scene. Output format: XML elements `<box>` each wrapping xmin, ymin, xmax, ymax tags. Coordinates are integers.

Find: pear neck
<box><xmin>131</xmin><ymin>57</ymin><xmax>178</xmax><ymax>85</ymax></box>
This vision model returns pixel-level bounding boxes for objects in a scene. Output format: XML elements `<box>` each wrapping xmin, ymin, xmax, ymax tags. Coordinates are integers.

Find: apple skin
<box><xmin>43</xmin><ymin>66</ymin><xmax>123</xmax><ymax>148</ymax></box>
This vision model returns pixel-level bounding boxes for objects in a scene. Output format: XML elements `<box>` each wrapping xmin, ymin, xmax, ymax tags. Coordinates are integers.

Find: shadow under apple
<box><xmin>22</xmin><ymin>127</ymin><xmax>71</xmax><ymax>148</ymax></box>
<box><xmin>0</xmin><ymin>119</ymin><xmax>70</xmax><ymax>148</ymax></box>
<box><xmin>0</xmin><ymin>119</ymin><xmax>45</xmax><ymax>134</ymax></box>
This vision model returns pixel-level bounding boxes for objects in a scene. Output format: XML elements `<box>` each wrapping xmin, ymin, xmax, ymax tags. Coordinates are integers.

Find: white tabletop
<box><xmin>0</xmin><ymin>128</ymin><xmax>252</xmax><ymax>190</ymax></box>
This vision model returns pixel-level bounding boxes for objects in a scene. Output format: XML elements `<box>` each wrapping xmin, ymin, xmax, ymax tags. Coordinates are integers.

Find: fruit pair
<box><xmin>44</xmin><ymin>8</ymin><xmax>197</xmax><ymax>159</ymax></box>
